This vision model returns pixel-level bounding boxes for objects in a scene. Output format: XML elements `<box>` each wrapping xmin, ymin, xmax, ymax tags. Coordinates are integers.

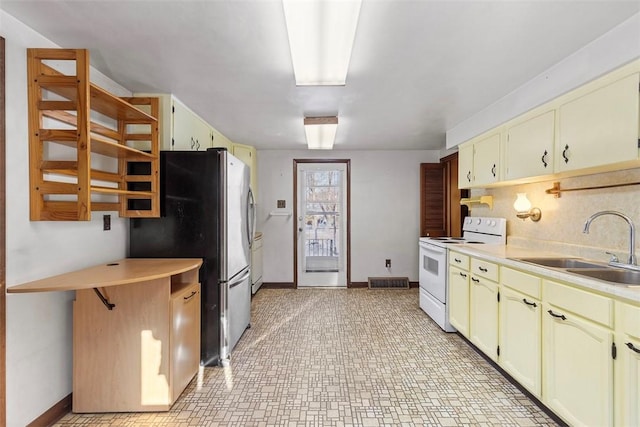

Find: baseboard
<box><xmin>351</xmin><ymin>281</ymin><xmax>419</xmax><ymax>288</ymax></box>
<box><xmin>261</xmin><ymin>282</ymin><xmax>295</xmax><ymax>289</ymax></box>
<box><xmin>27</xmin><ymin>393</ymin><xmax>71</xmax><ymax>427</ymax></box>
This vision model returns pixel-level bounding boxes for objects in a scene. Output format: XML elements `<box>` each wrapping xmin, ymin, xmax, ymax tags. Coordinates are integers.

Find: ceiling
<box><xmin>2</xmin><ymin>1</ymin><xmax>639</xmax><ymax>151</ymax></box>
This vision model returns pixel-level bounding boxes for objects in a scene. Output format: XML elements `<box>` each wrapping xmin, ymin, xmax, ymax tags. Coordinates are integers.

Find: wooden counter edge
<box><xmin>7</xmin><ymin>258</ymin><xmax>203</xmax><ymax>293</ymax></box>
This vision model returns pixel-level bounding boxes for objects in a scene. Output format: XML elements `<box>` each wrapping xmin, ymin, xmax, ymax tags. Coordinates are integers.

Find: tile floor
<box><xmin>56</xmin><ymin>288</ymin><xmax>561</xmax><ymax>426</ymax></box>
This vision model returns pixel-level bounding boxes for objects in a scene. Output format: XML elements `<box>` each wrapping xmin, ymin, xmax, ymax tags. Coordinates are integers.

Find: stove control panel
<box><xmin>463</xmin><ymin>217</ymin><xmax>507</xmax><ymax>237</ymax></box>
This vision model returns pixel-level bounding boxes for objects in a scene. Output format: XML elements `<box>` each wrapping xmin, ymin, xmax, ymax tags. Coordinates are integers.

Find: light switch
<box><xmin>277</xmin><ymin>200</ymin><xmax>286</xmax><ymax>208</ymax></box>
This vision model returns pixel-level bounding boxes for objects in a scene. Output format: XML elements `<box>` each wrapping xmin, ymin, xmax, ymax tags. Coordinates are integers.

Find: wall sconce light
<box><xmin>513</xmin><ymin>193</ymin><xmax>541</xmax><ymax>222</ymax></box>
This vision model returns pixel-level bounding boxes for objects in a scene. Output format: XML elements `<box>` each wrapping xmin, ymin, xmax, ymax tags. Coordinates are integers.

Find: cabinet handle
<box><xmin>459</xmin><ymin>272</ymin><xmax>467</xmax><ymax>278</ymax></box>
<box><xmin>466</xmin><ymin>171</ymin><xmax>471</xmax><ymax>182</ymax></box>
<box><xmin>626</xmin><ymin>342</ymin><xmax>640</xmax><ymax>354</ymax></box>
<box><xmin>562</xmin><ymin>144</ymin><xmax>569</xmax><ymax>163</ymax></box>
<box><xmin>478</xmin><ymin>266</ymin><xmax>488</xmax><ymax>272</ymax></box>
<box><xmin>196</xmin><ymin>139</ymin><xmax>201</xmax><ymax>150</ymax></box>
<box><xmin>522</xmin><ymin>298</ymin><xmax>537</xmax><ymax>308</ymax></box>
<box><xmin>547</xmin><ymin>309</ymin><xmax>566</xmax><ymax>320</ymax></box>
<box><xmin>541</xmin><ymin>150</ymin><xmax>548</xmax><ymax>168</ymax></box>
<box><xmin>491</xmin><ymin>164</ymin><xmax>496</xmax><ymax>177</ymax></box>
<box><xmin>454</xmin><ymin>258</ymin><xmax>461</xmax><ymax>263</ymax></box>
<box><xmin>471</xmin><ymin>277</ymin><xmax>480</xmax><ymax>283</ymax></box>
<box><xmin>183</xmin><ymin>290</ymin><xmax>197</xmax><ymax>301</ymax></box>
<box><xmin>190</xmin><ymin>137</ymin><xmax>196</xmax><ymax>149</ymax></box>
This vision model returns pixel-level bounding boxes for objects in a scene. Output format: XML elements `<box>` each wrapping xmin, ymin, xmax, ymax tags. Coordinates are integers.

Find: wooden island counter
<box><xmin>8</xmin><ymin>258</ymin><xmax>203</xmax><ymax>413</ymax></box>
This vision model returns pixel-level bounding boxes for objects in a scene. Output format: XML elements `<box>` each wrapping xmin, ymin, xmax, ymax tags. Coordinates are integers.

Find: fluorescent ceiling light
<box><xmin>283</xmin><ymin>0</ymin><xmax>362</xmax><ymax>86</ymax></box>
<box><xmin>304</xmin><ymin>117</ymin><xmax>338</xmax><ymax>149</ymax></box>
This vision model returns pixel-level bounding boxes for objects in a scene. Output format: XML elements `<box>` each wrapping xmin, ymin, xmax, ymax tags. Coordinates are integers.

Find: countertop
<box><xmin>7</xmin><ymin>258</ymin><xmax>203</xmax><ymax>293</ymax></box>
<box><xmin>448</xmin><ymin>244</ymin><xmax>640</xmax><ymax>303</ymax></box>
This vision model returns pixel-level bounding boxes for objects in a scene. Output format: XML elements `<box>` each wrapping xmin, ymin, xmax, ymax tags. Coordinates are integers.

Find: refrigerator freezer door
<box><xmin>227</xmin><ymin>267</ymin><xmax>251</xmax><ymax>352</ymax></box>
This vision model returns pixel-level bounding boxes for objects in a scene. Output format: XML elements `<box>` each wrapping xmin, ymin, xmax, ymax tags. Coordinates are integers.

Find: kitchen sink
<box><xmin>514</xmin><ymin>257</ymin><xmax>606</xmax><ymax>269</ymax></box>
<box><xmin>566</xmin><ymin>268</ymin><xmax>640</xmax><ymax>286</ymax></box>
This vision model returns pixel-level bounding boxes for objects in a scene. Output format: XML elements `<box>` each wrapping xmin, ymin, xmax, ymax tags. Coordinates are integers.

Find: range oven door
<box><xmin>418</xmin><ymin>241</ymin><xmax>448</xmax><ymax>303</ymax></box>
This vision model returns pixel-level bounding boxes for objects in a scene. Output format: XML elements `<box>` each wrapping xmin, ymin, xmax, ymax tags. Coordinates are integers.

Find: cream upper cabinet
<box><xmin>448</xmin><ymin>264</ymin><xmax>470</xmax><ymax>337</ymax></box>
<box><xmin>458</xmin><ymin>144</ymin><xmax>474</xmax><ymax>189</ymax></box>
<box><xmin>542</xmin><ymin>280</ymin><xmax>614</xmax><ymax>427</ymax></box>
<box><xmin>457</xmin><ymin>131</ymin><xmax>501</xmax><ymax>189</ymax></box>
<box><xmin>556</xmin><ymin>72</ymin><xmax>639</xmax><ymax>173</ymax></box>
<box><xmin>616</xmin><ymin>302</ymin><xmax>640</xmax><ymax>427</ymax></box>
<box><xmin>499</xmin><ymin>268</ymin><xmax>542</xmax><ymax>398</ymax></box>
<box><xmin>504</xmin><ymin>110</ymin><xmax>555</xmax><ymax>181</ymax></box>
<box><xmin>232</xmin><ymin>143</ymin><xmax>258</xmax><ymax>201</ymax></box>
<box><xmin>172</xmin><ymin>98</ymin><xmax>211</xmax><ymax>151</ymax></box>
<box><xmin>211</xmin><ymin>127</ymin><xmax>232</xmax><ymax>150</ymax></box>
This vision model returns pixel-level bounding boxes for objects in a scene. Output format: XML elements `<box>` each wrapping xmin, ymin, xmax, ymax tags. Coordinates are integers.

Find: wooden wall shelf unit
<box><xmin>8</xmin><ymin>258</ymin><xmax>203</xmax><ymax>413</ymax></box>
<box><xmin>27</xmin><ymin>48</ymin><xmax>160</xmax><ymax>220</ymax></box>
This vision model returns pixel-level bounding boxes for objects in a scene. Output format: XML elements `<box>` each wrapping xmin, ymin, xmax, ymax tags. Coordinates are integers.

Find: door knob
<box><xmin>298</xmin><ymin>228</ymin><xmax>303</xmax><ymax>232</ymax></box>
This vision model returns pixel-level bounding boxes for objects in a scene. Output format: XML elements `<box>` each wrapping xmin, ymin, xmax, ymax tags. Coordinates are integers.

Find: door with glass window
<box><xmin>295</xmin><ymin>161</ymin><xmax>348</xmax><ymax>287</ymax></box>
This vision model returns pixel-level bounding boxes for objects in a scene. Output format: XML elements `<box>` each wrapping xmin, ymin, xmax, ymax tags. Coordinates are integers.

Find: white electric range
<box><xmin>418</xmin><ymin>216</ymin><xmax>507</xmax><ymax>332</ymax></box>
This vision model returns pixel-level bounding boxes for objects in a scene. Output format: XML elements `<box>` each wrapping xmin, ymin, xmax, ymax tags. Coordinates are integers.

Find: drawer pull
<box><xmin>547</xmin><ymin>309</ymin><xmax>567</xmax><ymax>321</ymax></box>
<box><xmin>459</xmin><ymin>272</ymin><xmax>467</xmax><ymax>278</ymax></box>
<box><xmin>478</xmin><ymin>266</ymin><xmax>488</xmax><ymax>272</ymax></box>
<box><xmin>522</xmin><ymin>298</ymin><xmax>537</xmax><ymax>308</ymax></box>
<box><xmin>626</xmin><ymin>342</ymin><xmax>640</xmax><ymax>354</ymax></box>
<box><xmin>454</xmin><ymin>258</ymin><xmax>462</xmax><ymax>263</ymax></box>
<box><xmin>471</xmin><ymin>277</ymin><xmax>480</xmax><ymax>283</ymax></box>
<box><xmin>183</xmin><ymin>290</ymin><xmax>197</xmax><ymax>301</ymax></box>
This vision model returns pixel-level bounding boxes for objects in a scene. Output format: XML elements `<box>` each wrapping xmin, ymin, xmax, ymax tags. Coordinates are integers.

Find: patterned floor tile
<box><xmin>55</xmin><ymin>288</ymin><xmax>560</xmax><ymax>426</ymax></box>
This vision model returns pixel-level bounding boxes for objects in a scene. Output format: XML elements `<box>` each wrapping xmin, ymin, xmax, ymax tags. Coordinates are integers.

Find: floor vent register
<box><xmin>368</xmin><ymin>277</ymin><xmax>410</xmax><ymax>289</ymax></box>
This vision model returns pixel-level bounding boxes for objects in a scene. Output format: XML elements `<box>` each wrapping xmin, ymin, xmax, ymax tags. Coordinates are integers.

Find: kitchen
<box><xmin>1</xmin><ymin>2</ymin><xmax>640</xmax><ymax>426</ymax></box>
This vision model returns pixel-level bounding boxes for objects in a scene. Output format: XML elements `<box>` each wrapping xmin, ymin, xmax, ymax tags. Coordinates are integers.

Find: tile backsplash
<box><xmin>468</xmin><ymin>167</ymin><xmax>640</xmax><ymax>262</ymax></box>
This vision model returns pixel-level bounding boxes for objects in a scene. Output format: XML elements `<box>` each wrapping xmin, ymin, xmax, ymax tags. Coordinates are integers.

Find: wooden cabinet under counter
<box><xmin>8</xmin><ymin>258</ymin><xmax>203</xmax><ymax>413</ymax></box>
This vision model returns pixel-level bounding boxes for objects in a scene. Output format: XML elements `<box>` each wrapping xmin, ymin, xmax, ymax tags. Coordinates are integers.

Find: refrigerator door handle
<box><xmin>229</xmin><ymin>269</ymin><xmax>251</xmax><ymax>288</ymax></box>
<box><xmin>247</xmin><ymin>188</ymin><xmax>256</xmax><ymax>248</ymax></box>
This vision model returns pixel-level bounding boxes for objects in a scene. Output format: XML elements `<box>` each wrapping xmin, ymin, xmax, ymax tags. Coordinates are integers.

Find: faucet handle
<box><xmin>605</xmin><ymin>251</ymin><xmax>619</xmax><ymax>263</ymax></box>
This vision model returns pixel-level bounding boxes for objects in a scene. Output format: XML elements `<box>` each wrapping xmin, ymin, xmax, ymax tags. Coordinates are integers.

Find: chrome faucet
<box><xmin>583</xmin><ymin>210</ymin><xmax>637</xmax><ymax>267</ymax></box>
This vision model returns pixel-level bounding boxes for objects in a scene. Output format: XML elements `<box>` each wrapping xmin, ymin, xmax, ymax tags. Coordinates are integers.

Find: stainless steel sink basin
<box><xmin>566</xmin><ymin>268</ymin><xmax>640</xmax><ymax>286</ymax></box>
<box><xmin>514</xmin><ymin>257</ymin><xmax>606</xmax><ymax>269</ymax></box>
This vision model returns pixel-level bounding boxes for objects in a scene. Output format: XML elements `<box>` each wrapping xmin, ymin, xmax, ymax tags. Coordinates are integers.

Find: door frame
<box><xmin>293</xmin><ymin>159</ymin><xmax>351</xmax><ymax>288</ymax></box>
<box><xmin>1</xmin><ymin>35</ymin><xmax>7</xmax><ymax>425</ymax></box>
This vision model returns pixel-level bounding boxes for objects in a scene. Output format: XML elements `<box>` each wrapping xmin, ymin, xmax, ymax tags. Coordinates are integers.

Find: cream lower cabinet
<box><xmin>469</xmin><ymin>258</ymin><xmax>499</xmax><ymax>362</ymax></box>
<box><xmin>542</xmin><ymin>279</ymin><xmax>614</xmax><ymax>427</ymax></box>
<box><xmin>615</xmin><ymin>302</ymin><xmax>640</xmax><ymax>426</ymax></box>
<box><xmin>499</xmin><ymin>267</ymin><xmax>542</xmax><ymax>398</ymax></box>
<box><xmin>448</xmin><ymin>265</ymin><xmax>470</xmax><ymax>337</ymax></box>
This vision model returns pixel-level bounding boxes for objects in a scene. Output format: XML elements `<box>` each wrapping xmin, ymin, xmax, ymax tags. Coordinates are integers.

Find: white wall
<box><xmin>257</xmin><ymin>150</ymin><xmax>440</xmax><ymax>284</ymax></box>
<box><xmin>446</xmin><ymin>12</ymin><xmax>640</xmax><ymax>148</ymax></box>
<box><xmin>2</xmin><ymin>11</ymin><xmax>130</xmax><ymax>427</ymax></box>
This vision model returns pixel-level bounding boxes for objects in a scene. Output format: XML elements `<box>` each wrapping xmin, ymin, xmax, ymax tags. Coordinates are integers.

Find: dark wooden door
<box><xmin>420</xmin><ymin>163</ymin><xmax>446</xmax><ymax>237</ymax></box>
<box><xmin>420</xmin><ymin>153</ymin><xmax>467</xmax><ymax>237</ymax></box>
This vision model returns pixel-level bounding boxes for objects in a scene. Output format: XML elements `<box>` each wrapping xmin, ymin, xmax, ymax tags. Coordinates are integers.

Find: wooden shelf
<box><xmin>27</xmin><ymin>48</ymin><xmax>160</xmax><ymax>220</ymax></box>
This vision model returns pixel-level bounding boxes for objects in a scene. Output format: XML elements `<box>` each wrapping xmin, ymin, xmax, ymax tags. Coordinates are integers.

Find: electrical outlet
<box><xmin>103</xmin><ymin>214</ymin><xmax>111</xmax><ymax>231</ymax></box>
<box><xmin>385</xmin><ymin>259</ymin><xmax>391</xmax><ymax>268</ymax></box>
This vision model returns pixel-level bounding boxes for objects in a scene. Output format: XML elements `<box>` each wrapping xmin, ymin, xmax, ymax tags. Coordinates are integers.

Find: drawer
<box><xmin>449</xmin><ymin>252</ymin><xmax>469</xmax><ymax>270</ymax></box>
<box><xmin>471</xmin><ymin>258</ymin><xmax>499</xmax><ymax>282</ymax></box>
<box><xmin>501</xmin><ymin>267</ymin><xmax>541</xmax><ymax>299</ymax></box>
<box><xmin>543</xmin><ymin>279</ymin><xmax>613</xmax><ymax>328</ymax></box>
<box><xmin>619</xmin><ymin>302</ymin><xmax>640</xmax><ymax>339</ymax></box>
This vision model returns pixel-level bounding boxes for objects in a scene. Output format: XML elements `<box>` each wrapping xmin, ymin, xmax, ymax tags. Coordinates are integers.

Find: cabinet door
<box><xmin>543</xmin><ymin>305</ymin><xmax>613</xmax><ymax>427</ymax></box>
<box><xmin>172</xmin><ymin>99</ymin><xmax>209</xmax><ymax>151</ymax></box>
<box><xmin>211</xmin><ymin>127</ymin><xmax>232</xmax><ymax>150</ymax></box>
<box><xmin>473</xmin><ymin>133</ymin><xmax>501</xmax><ymax>186</ymax></box>
<box><xmin>170</xmin><ymin>283</ymin><xmax>201</xmax><ymax>402</ymax></box>
<box><xmin>499</xmin><ymin>287</ymin><xmax>541</xmax><ymax>397</ymax></box>
<box><xmin>505</xmin><ymin>110</ymin><xmax>555</xmax><ymax>180</ymax></box>
<box><xmin>617</xmin><ymin>334</ymin><xmax>640</xmax><ymax>427</ymax></box>
<box><xmin>469</xmin><ymin>275</ymin><xmax>499</xmax><ymax>361</ymax></box>
<box><xmin>458</xmin><ymin>143</ymin><xmax>474</xmax><ymax>189</ymax></box>
<box><xmin>448</xmin><ymin>266</ymin><xmax>470</xmax><ymax>337</ymax></box>
<box><xmin>556</xmin><ymin>72</ymin><xmax>639</xmax><ymax>173</ymax></box>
